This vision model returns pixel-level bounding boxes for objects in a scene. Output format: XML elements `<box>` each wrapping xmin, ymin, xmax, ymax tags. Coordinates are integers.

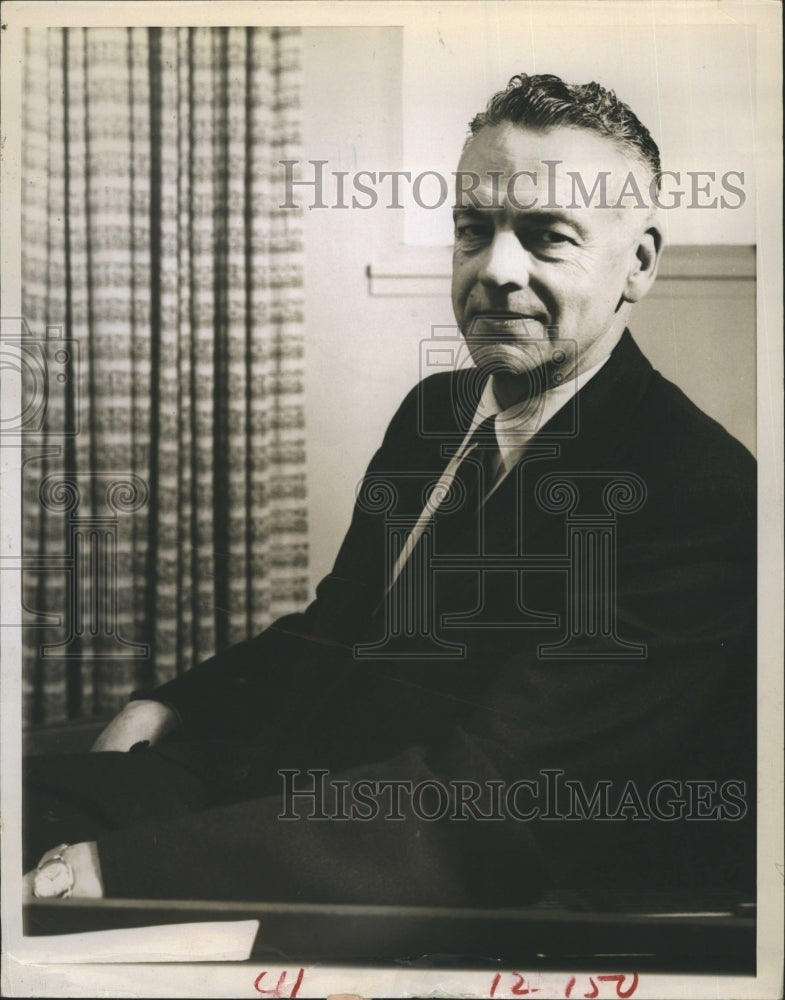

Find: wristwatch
<box><xmin>33</xmin><ymin>844</ymin><xmax>74</xmax><ymax>899</ymax></box>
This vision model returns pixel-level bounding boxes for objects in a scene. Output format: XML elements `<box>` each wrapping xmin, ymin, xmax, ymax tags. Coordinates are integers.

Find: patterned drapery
<box><xmin>21</xmin><ymin>27</ymin><xmax>308</xmax><ymax>724</ymax></box>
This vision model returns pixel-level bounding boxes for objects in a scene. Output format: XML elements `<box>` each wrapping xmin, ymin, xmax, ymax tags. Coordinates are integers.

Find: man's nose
<box><xmin>478</xmin><ymin>229</ymin><xmax>530</xmax><ymax>290</ymax></box>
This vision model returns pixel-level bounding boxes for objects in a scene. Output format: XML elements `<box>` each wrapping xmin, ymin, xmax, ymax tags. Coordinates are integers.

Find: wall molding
<box><xmin>367</xmin><ymin>244</ymin><xmax>755</xmax><ymax>297</ymax></box>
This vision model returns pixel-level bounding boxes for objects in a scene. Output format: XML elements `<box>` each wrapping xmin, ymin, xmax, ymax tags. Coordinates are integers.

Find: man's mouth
<box><xmin>467</xmin><ymin>312</ymin><xmax>549</xmax><ymax>336</ymax></box>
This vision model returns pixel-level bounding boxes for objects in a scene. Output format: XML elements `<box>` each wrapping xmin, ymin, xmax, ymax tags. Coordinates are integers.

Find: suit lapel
<box><xmin>537</xmin><ymin>329</ymin><xmax>653</xmax><ymax>471</ymax></box>
<box><xmin>483</xmin><ymin>330</ymin><xmax>654</xmax><ymax>497</ymax></box>
<box><xmin>474</xmin><ymin>331</ymin><xmax>654</xmax><ymax>561</ymax></box>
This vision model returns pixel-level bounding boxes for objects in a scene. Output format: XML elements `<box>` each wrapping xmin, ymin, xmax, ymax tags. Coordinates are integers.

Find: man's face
<box><xmin>451</xmin><ymin>123</ymin><xmax>659</xmax><ymax>403</ymax></box>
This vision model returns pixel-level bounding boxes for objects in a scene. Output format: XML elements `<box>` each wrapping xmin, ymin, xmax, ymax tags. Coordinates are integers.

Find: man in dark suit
<box><xmin>26</xmin><ymin>74</ymin><xmax>755</xmax><ymax>907</ymax></box>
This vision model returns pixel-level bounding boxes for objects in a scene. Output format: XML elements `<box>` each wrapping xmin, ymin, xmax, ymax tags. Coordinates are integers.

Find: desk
<box><xmin>24</xmin><ymin>891</ymin><xmax>755</xmax><ymax>973</ymax></box>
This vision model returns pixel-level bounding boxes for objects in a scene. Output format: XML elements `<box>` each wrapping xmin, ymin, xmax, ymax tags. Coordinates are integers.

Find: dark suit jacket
<box><xmin>98</xmin><ymin>331</ymin><xmax>756</xmax><ymax>905</ymax></box>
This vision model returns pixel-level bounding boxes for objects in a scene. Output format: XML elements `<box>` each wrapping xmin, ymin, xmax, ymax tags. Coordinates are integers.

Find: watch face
<box><xmin>34</xmin><ymin>857</ymin><xmax>73</xmax><ymax>898</ymax></box>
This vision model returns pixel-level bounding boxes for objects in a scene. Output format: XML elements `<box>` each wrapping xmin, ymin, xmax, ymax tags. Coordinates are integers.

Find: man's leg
<box><xmin>23</xmin><ymin>749</ymin><xmax>212</xmax><ymax>872</ymax></box>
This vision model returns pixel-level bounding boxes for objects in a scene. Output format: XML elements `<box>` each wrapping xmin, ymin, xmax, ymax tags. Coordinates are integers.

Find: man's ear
<box><xmin>623</xmin><ymin>220</ymin><xmax>664</xmax><ymax>303</ymax></box>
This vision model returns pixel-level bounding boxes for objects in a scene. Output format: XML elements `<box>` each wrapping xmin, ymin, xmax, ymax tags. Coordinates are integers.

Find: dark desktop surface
<box><xmin>24</xmin><ymin>888</ymin><xmax>755</xmax><ymax>974</ymax></box>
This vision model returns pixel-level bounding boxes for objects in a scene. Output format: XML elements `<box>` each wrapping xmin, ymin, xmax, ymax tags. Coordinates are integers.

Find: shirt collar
<box><xmin>471</xmin><ymin>355</ymin><xmax>610</xmax><ymax>475</ymax></box>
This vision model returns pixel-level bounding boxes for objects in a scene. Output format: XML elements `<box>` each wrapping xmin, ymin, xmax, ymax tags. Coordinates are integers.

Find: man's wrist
<box><xmin>127</xmin><ymin>698</ymin><xmax>182</xmax><ymax>731</ymax></box>
<box><xmin>64</xmin><ymin>842</ymin><xmax>104</xmax><ymax>898</ymax></box>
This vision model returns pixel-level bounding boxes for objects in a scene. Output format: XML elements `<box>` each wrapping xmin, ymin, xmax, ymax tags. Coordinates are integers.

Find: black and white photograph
<box><xmin>1</xmin><ymin>2</ymin><xmax>782</xmax><ymax>997</ymax></box>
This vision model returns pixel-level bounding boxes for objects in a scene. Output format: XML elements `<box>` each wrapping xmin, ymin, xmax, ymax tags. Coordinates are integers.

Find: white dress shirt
<box><xmin>388</xmin><ymin>358</ymin><xmax>609</xmax><ymax>589</ymax></box>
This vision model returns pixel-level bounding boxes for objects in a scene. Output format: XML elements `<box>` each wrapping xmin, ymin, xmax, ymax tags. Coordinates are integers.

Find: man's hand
<box><xmin>91</xmin><ymin>699</ymin><xmax>180</xmax><ymax>752</ymax></box>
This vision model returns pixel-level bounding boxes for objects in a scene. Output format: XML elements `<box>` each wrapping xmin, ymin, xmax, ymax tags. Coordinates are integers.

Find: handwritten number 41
<box><xmin>253</xmin><ymin>969</ymin><xmax>305</xmax><ymax>998</ymax></box>
<box><xmin>490</xmin><ymin>972</ymin><xmax>639</xmax><ymax>998</ymax></box>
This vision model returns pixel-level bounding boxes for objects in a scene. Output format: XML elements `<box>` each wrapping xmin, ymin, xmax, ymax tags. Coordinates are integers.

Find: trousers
<box><xmin>23</xmin><ymin>739</ymin><xmax>280</xmax><ymax>873</ymax></box>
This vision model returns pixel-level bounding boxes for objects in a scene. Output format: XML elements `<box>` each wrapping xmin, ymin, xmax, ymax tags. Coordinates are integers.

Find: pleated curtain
<box><xmin>21</xmin><ymin>26</ymin><xmax>308</xmax><ymax>724</ymax></box>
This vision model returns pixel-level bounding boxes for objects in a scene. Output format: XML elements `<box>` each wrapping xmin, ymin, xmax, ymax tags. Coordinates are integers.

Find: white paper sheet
<box><xmin>13</xmin><ymin>920</ymin><xmax>259</xmax><ymax>963</ymax></box>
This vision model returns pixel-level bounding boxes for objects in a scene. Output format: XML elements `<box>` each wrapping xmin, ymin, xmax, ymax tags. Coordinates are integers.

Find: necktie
<box><xmin>383</xmin><ymin>414</ymin><xmax>501</xmax><ymax>595</ymax></box>
<box><xmin>432</xmin><ymin>414</ymin><xmax>500</xmax><ymax>552</ymax></box>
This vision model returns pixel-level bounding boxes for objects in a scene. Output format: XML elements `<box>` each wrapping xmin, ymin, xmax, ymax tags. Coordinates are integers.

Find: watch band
<box><xmin>33</xmin><ymin>843</ymin><xmax>74</xmax><ymax>899</ymax></box>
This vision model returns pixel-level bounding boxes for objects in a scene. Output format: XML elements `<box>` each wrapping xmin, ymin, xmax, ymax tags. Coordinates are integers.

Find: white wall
<box><xmin>402</xmin><ymin>16</ymin><xmax>757</xmax><ymax>247</ymax></box>
<box><xmin>302</xmin><ymin>28</ymin><xmax>438</xmax><ymax>594</ymax></box>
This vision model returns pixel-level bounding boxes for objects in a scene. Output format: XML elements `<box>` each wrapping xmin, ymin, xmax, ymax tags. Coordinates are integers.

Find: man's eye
<box><xmin>455</xmin><ymin>224</ymin><xmax>491</xmax><ymax>240</ymax></box>
<box><xmin>530</xmin><ymin>230</ymin><xmax>572</xmax><ymax>245</ymax></box>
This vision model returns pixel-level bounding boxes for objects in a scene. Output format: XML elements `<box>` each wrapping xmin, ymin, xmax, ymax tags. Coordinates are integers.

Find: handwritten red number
<box><xmin>489</xmin><ymin>971</ymin><xmax>637</xmax><ymax>1000</ymax></box>
<box><xmin>290</xmin><ymin>968</ymin><xmax>305</xmax><ymax>998</ymax></box>
<box><xmin>513</xmin><ymin>972</ymin><xmax>540</xmax><ymax>994</ymax></box>
<box><xmin>252</xmin><ymin>969</ymin><xmax>306</xmax><ymax>998</ymax></box>
<box><xmin>597</xmin><ymin>973</ymin><xmax>639</xmax><ymax>998</ymax></box>
<box><xmin>253</xmin><ymin>971</ymin><xmax>283</xmax><ymax>996</ymax></box>
<box><xmin>488</xmin><ymin>973</ymin><xmax>542</xmax><ymax>997</ymax></box>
